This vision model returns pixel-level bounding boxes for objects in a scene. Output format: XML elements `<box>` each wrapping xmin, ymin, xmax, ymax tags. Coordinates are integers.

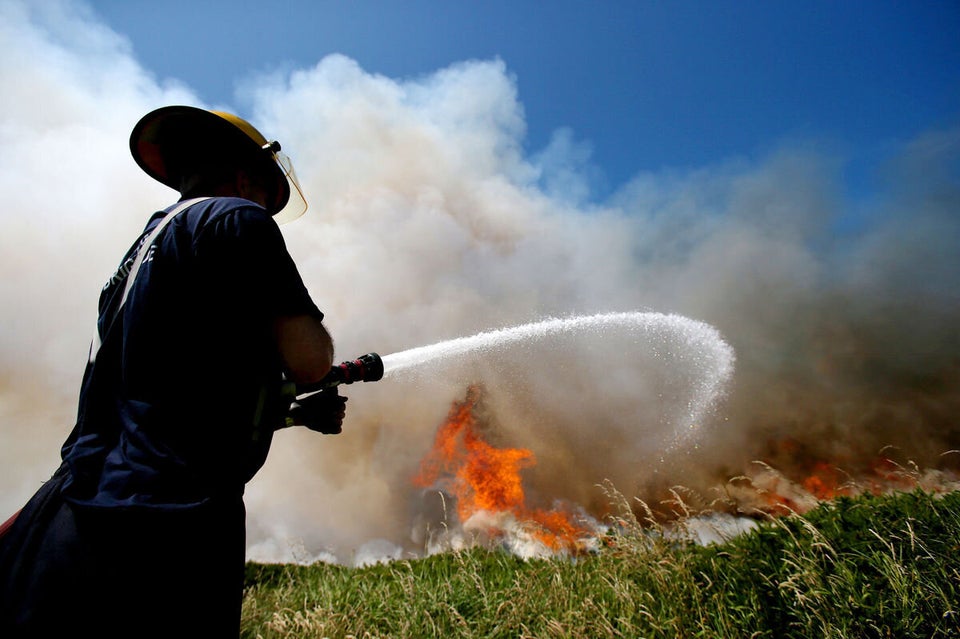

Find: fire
<box><xmin>802</xmin><ymin>461</ymin><xmax>847</xmax><ymax>500</ymax></box>
<box><xmin>731</xmin><ymin>438</ymin><xmax>960</xmax><ymax>516</ymax></box>
<box><xmin>414</xmin><ymin>402</ymin><xmax>960</xmax><ymax>556</ymax></box>
<box><xmin>414</xmin><ymin>385</ymin><xmax>592</xmax><ymax>552</ymax></box>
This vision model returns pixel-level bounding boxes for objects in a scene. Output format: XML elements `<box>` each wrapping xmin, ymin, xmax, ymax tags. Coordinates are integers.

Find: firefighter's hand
<box><xmin>287</xmin><ymin>388</ymin><xmax>348</xmax><ymax>435</ymax></box>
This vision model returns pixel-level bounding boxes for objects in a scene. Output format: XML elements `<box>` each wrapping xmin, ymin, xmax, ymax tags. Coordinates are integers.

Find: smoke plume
<box><xmin>1</xmin><ymin>1</ymin><xmax>957</xmax><ymax>564</ymax></box>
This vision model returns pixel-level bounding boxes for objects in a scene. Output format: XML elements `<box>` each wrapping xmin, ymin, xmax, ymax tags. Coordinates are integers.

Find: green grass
<box><xmin>242</xmin><ymin>489</ymin><xmax>960</xmax><ymax>638</ymax></box>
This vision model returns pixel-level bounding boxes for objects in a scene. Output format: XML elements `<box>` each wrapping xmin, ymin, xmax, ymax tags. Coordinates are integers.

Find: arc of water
<box><xmin>380</xmin><ymin>312</ymin><xmax>736</xmax><ymax>434</ymax></box>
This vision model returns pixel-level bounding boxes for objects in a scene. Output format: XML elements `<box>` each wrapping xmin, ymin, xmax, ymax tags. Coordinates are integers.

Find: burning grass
<box><xmin>242</xmin><ymin>487</ymin><xmax>960</xmax><ymax>638</ymax></box>
<box><xmin>412</xmin><ymin>384</ymin><xmax>601</xmax><ymax>555</ymax></box>
<box><xmin>241</xmin><ymin>386</ymin><xmax>960</xmax><ymax>635</ymax></box>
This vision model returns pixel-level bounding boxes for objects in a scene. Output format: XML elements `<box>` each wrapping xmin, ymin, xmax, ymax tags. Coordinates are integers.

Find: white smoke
<box><xmin>1</xmin><ymin>1</ymin><xmax>957</xmax><ymax>564</ymax></box>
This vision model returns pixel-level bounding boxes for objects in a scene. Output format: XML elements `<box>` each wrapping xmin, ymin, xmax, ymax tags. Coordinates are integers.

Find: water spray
<box><xmin>377</xmin><ymin>312</ymin><xmax>736</xmax><ymax>452</ymax></box>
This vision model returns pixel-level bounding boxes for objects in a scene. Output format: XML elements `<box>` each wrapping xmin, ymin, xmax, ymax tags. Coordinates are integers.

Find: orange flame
<box><xmin>414</xmin><ymin>385</ymin><xmax>590</xmax><ymax>552</ymax></box>
<box><xmin>744</xmin><ymin>438</ymin><xmax>960</xmax><ymax>516</ymax></box>
<box><xmin>802</xmin><ymin>461</ymin><xmax>847</xmax><ymax>500</ymax></box>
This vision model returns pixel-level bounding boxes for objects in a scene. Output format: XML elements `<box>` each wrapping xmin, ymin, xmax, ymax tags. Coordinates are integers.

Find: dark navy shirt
<box><xmin>60</xmin><ymin>197</ymin><xmax>322</xmax><ymax>510</ymax></box>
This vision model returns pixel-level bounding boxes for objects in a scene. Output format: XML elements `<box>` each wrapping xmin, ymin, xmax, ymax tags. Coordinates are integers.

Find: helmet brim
<box><xmin>129</xmin><ymin>105</ymin><xmax>291</xmax><ymax>215</ymax></box>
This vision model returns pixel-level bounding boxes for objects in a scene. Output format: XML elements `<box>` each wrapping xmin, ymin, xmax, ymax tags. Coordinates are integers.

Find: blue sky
<box><xmin>87</xmin><ymin>1</ymin><xmax>960</xmax><ymax>201</ymax></box>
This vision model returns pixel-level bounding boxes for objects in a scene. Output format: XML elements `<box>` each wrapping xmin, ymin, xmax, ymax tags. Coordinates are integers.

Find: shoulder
<box><xmin>174</xmin><ymin>197</ymin><xmax>281</xmax><ymax>244</ymax></box>
<box><xmin>188</xmin><ymin>196</ymin><xmax>273</xmax><ymax>227</ymax></box>
<box><xmin>174</xmin><ymin>198</ymin><xmax>293</xmax><ymax>266</ymax></box>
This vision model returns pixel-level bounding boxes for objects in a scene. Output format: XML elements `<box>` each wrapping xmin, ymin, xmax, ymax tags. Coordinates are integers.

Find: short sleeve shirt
<box><xmin>61</xmin><ymin>197</ymin><xmax>321</xmax><ymax>510</ymax></box>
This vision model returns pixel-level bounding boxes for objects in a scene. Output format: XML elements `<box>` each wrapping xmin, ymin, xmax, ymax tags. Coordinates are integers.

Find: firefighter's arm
<box><xmin>274</xmin><ymin>314</ymin><xmax>335</xmax><ymax>385</ymax></box>
<box><xmin>273</xmin><ymin>314</ymin><xmax>346</xmax><ymax>434</ymax></box>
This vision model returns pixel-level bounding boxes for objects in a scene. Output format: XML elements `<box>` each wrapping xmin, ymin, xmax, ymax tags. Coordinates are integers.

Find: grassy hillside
<box><xmin>242</xmin><ymin>489</ymin><xmax>960</xmax><ymax>638</ymax></box>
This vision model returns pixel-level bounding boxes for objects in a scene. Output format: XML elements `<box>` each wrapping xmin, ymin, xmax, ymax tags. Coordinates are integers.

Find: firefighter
<box><xmin>0</xmin><ymin>106</ymin><xmax>346</xmax><ymax>637</ymax></box>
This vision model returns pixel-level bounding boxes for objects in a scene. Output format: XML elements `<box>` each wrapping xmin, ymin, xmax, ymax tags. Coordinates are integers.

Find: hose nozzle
<box><xmin>297</xmin><ymin>352</ymin><xmax>383</xmax><ymax>394</ymax></box>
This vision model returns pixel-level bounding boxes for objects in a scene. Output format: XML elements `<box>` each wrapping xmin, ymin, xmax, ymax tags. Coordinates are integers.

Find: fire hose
<box><xmin>282</xmin><ymin>352</ymin><xmax>383</xmax><ymax>432</ymax></box>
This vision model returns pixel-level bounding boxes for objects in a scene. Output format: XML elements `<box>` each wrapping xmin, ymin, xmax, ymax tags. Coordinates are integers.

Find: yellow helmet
<box><xmin>129</xmin><ymin>105</ymin><xmax>307</xmax><ymax>222</ymax></box>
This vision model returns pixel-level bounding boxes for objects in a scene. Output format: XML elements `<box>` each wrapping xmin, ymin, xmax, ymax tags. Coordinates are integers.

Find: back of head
<box><xmin>130</xmin><ymin>106</ymin><xmax>307</xmax><ymax>222</ymax></box>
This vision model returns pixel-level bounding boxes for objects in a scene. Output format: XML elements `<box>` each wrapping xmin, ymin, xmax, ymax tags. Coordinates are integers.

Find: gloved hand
<box><xmin>287</xmin><ymin>388</ymin><xmax>348</xmax><ymax>434</ymax></box>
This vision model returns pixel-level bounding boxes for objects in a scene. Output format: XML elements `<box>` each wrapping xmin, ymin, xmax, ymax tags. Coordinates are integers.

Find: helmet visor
<box><xmin>271</xmin><ymin>150</ymin><xmax>308</xmax><ymax>224</ymax></box>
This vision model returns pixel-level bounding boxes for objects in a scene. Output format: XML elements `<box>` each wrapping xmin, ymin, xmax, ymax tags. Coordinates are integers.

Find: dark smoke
<box><xmin>675</xmin><ymin>138</ymin><xmax>960</xmax><ymax>485</ymax></box>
